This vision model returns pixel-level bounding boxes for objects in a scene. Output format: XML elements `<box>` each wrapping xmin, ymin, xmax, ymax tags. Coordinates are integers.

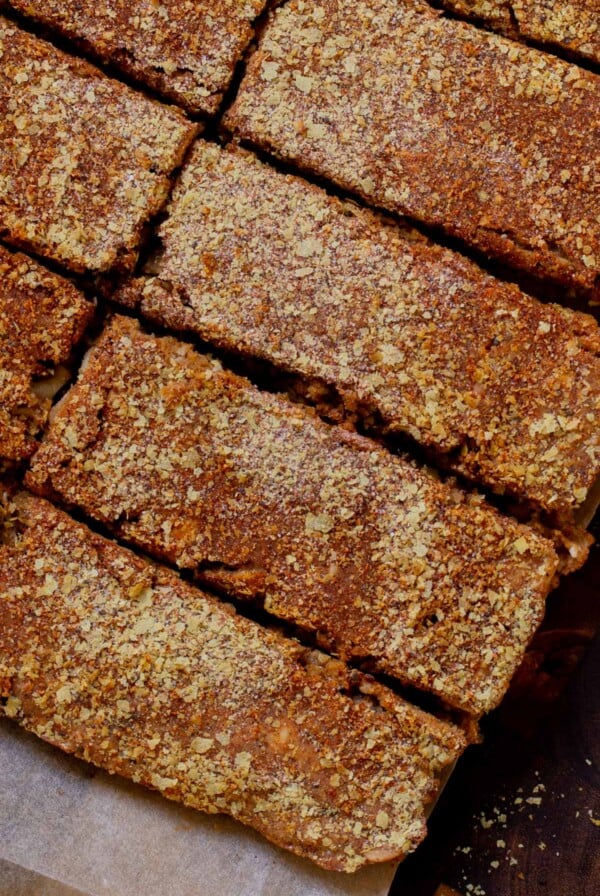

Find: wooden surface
<box><xmin>392</xmin><ymin>515</ymin><xmax>600</xmax><ymax>896</ymax></box>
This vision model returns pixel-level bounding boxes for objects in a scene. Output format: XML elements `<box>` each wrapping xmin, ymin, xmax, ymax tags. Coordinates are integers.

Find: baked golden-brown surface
<box><xmin>0</xmin><ymin>0</ymin><xmax>268</xmax><ymax>115</ymax></box>
<box><xmin>27</xmin><ymin>315</ymin><xmax>560</xmax><ymax>716</ymax></box>
<box><xmin>0</xmin><ymin>16</ymin><xmax>196</xmax><ymax>273</ymax></box>
<box><xmin>118</xmin><ymin>141</ymin><xmax>600</xmax><ymax>524</ymax></box>
<box><xmin>0</xmin><ymin>492</ymin><xmax>465</xmax><ymax>872</ymax></box>
<box><xmin>439</xmin><ymin>0</ymin><xmax>600</xmax><ymax>66</ymax></box>
<box><xmin>225</xmin><ymin>0</ymin><xmax>600</xmax><ymax>296</ymax></box>
<box><xmin>0</xmin><ymin>245</ymin><xmax>93</xmax><ymax>465</ymax></box>
<box><xmin>0</xmin><ymin>0</ymin><xmax>598</xmax><ymax>881</ymax></box>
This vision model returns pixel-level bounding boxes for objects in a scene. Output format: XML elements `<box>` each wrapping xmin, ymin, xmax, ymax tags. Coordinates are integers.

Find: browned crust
<box><xmin>0</xmin><ymin>492</ymin><xmax>466</xmax><ymax>872</ymax></box>
<box><xmin>0</xmin><ymin>0</ymin><xmax>269</xmax><ymax>115</ymax></box>
<box><xmin>0</xmin><ymin>245</ymin><xmax>93</xmax><ymax>465</ymax></box>
<box><xmin>224</xmin><ymin>0</ymin><xmax>600</xmax><ymax>297</ymax></box>
<box><xmin>26</xmin><ymin>315</ymin><xmax>560</xmax><ymax>716</ymax></box>
<box><xmin>0</xmin><ymin>17</ymin><xmax>197</xmax><ymax>274</ymax></box>
<box><xmin>116</xmin><ymin>141</ymin><xmax>600</xmax><ymax>525</ymax></box>
<box><xmin>438</xmin><ymin>0</ymin><xmax>600</xmax><ymax>67</ymax></box>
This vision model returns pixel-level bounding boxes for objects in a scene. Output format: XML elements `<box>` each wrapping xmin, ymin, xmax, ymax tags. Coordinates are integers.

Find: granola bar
<box><xmin>27</xmin><ymin>315</ymin><xmax>560</xmax><ymax>716</ymax></box>
<box><xmin>117</xmin><ymin>141</ymin><xmax>600</xmax><ymax>525</ymax></box>
<box><xmin>0</xmin><ymin>245</ymin><xmax>92</xmax><ymax>466</ymax></box>
<box><xmin>224</xmin><ymin>0</ymin><xmax>600</xmax><ymax>296</ymax></box>
<box><xmin>438</xmin><ymin>1</ymin><xmax>600</xmax><ymax>67</ymax></box>
<box><xmin>0</xmin><ymin>17</ymin><xmax>196</xmax><ymax>273</ymax></box>
<box><xmin>0</xmin><ymin>1</ymin><xmax>269</xmax><ymax>115</ymax></box>
<box><xmin>0</xmin><ymin>492</ymin><xmax>466</xmax><ymax>872</ymax></box>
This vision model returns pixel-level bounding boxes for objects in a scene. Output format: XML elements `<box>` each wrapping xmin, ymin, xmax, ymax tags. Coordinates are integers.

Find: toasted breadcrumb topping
<box><xmin>0</xmin><ymin>0</ymin><xmax>596</xmax><ymax>873</ymax></box>
<box><xmin>225</xmin><ymin>0</ymin><xmax>600</xmax><ymax>294</ymax></box>
<box><xmin>0</xmin><ymin>245</ymin><xmax>92</xmax><ymax>464</ymax></box>
<box><xmin>0</xmin><ymin>17</ymin><xmax>196</xmax><ymax>272</ymax></box>
<box><xmin>1</xmin><ymin>0</ymin><xmax>269</xmax><ymax>115</ymax></box>
<box><xmin>118</xmin><ymin>141</ymin><xmax>600</xmax><ymax>523</ymax></box>
<box><xmin>0</xmin><ymin>493</ymin><xmax>465</xmax><ymax>872</ymax></box>
<box><xmin>440</xmin><ymin>1</ymin><xmax>600</xmax><ymax>67</ymax></box>
<box><xmin>27</xmin><ymin>315</ymin><xmax>560</xmax><ymax>715</ymax></box>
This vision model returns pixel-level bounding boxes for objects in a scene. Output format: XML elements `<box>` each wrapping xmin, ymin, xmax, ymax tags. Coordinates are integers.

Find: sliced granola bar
<box><xmin>27</xmin><ymin>315</ymin><xmax>559</xmax><ymax>715</ymax></box>
<box><xmin>224</xmin><ymin>0</ymin><xmax>600</xmax><ymax>296</ymax></box>
<box><xmin>0</xmin><ymin>17</ymin><xmax>196</xmax><ymax>273</ymax></box>
<box><xmin>118</xmin><ymin>141</ymin><xmax>600</xmax><ymax>526</ymax></box>
<box><xmin>0</xmin><ymin>245</ymin><xmax>92</xmax><ymax>466</ymax></box>
<box><xmin>0</xmin><ymin>1</ymin><xmax>269</xmax><ymax>115</ymax></box>
<box><xmin>0</xmin><ymin>492</ymin><xmax>465</xmax><ymax>872</ymax></box>
<box><xmin>438</xmin><ymin>1</ymin><xmax>600</xmax><ymax>67</ymax></box>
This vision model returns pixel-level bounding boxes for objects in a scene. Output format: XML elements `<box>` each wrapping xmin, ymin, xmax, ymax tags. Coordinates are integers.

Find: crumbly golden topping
<box><xmin>0</xmin><ymin>2</ymin><xmax>596</xmax><ymax>871</ymax></box>
<box><xmin>0</xmin><ymin>245</ymin><xmax>93</xmax><ymax>464</ymax></box>
<box><xmin>440</xmin><ymin>0</ymin><xmax>600</xmax><ymax>66</ymax></box>
<box><xmin>1</xmin><ymin>0</ymin><xmax>268</xmax><ymax>115</ymax></box>
<box><xmin>117</xmin><ymin>141</ymin><xmax>600</xmax><ymax>523</ymax></box>
<box><xmin>224</xmin><ymin>0</ymin><xmax>600</xmax><ymax>295</ymax></box>
<box><xmin>0</xmin><ymin>493</ymin><xmax>465</xmax><ymax>872</ymax></box>
<box><xmin>0</xmin><ymin>17</ymin><xmax>196</xmax><ymax>273</ymax></box>
<box><xmin>27</xmin><ymin>315</ymin><xmax>560</xmax><ymax>715</ymax></box>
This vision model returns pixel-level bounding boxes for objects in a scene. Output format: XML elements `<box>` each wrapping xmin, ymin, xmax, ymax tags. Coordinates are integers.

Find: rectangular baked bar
<box><xmin>117</xmin><ymin>141</ymin><xmax>600</xmax><ymax>526</ymax></box>
<box><xmin>224</xmin><ymin>0</ymin><xmax>600</xmax><ymax>297</ymax></box>
<box><xmin>0</xmin><ymin>492</ymin><xmax>466</xmax><ymax>872</ymax></box>
<box><xmin>0</xmin><ymin>1</ymin><xmax>269</xmax><ymax>115</ymax></box>
<box><xmin>0</xmin><ymin>17</ymin><xmax>196</xmax><ymax>274</ymax></box>
<box><xmin>26</xmin><ymin>315</ymin><xmax>560</xmax><ymax>716</ymax></box>
<box><xmin>0</xmin><ymin>245</ymin><xmax>93</xmax><ymax>466</ymax></box>
<box><xmin>438</xmin><ymin>1</ymin><xmax>600</xmax><ymax>67</ymax></box>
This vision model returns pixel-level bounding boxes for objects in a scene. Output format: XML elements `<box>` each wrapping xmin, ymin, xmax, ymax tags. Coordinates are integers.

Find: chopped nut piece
<box><xmin>0</xmin><ymin>245</ymin><xmax>93</xmax><ymax>465</ymax></box>
<box><xmin>225</xmin><ymin>0</ymin><xmax>600</xmax><ymax>295</ymax></box>
<box><xmin>438</xmin><ymin>1</ymin><xmax>600</xmax><ymax>67</ymax></box>
<box><xmin>27</xmin><ymin>315</ymin><xmax>560</xmax><ymax>715</ymax></box>
<box><xmin>0</xmin><ymin>17</ymin><xmax>196</xmax><ymax>273</ymax></box>
<box><xmin>118</xmin><ymin>141</ymin><xmax>600</xmax><ymax>524</ymax></box>
<box><xmin>0</xmin><ymin>1</ymin><xmax>269</xmax><ymax>115</ymax></box>
<box><xmin>0</xmin><ymin>493</ymin><xmax>465</xmax><ymax>872</ymax></box>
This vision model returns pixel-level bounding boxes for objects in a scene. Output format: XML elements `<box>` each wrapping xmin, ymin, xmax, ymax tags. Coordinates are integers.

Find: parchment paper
<box><xmin>0</xmin><ymin>719</ymin><xmax>398</xmax><ymax>896</ymax></box>
<box><xmin>0</xmin><ymin>859</ymin><xmax>91</xmax><ymax>896</ymax></box>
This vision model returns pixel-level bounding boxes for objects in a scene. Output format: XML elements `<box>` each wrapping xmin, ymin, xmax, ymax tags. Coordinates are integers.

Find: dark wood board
<box><xmin>391</xmin><ymin>514</ymin><xmax>600</xmax><ymax>896</ymax></box>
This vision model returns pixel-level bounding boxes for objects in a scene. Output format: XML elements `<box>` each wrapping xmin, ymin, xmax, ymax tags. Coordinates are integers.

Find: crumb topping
<box><xmin>0</xmin><ymin>245</ymin><xmax>92</xmax><ymax>464</ymax></box>
<box><xmin>0</xmin><ymin>493</ymin><xmax>465</xmax><ymax>872</ymax></box>
<box><xmin>117</xmin><ymin>141</ymin><xmax>600</xmax><ymax>522</ymax></box>
<box><xmin>27</xmin><ymin>315</ymin><xmax>560</xmax><ymax>715</ymax></box>
<box><xmin>224</xmin><ymin>0</ymin><xmax>600</xmax><ymax>294</ymax></box>
<box><xmin>0</xmin><ymin>17</ymin><xmax>196</xmax><ymax>273</ymax></box>
<box><xmin>0</xmin><ymin>0</ymin><xmax>597</xmax><ymax>875</ymax></box>
<box><xmin>440</xmin><ymin>1</ymin><xmax>600</xmax><ymax>66</ymax></box>
<box><xmin>2</xmin><ymin>1</ymin><xmax>269</xmax><ymax>115</ymax></box>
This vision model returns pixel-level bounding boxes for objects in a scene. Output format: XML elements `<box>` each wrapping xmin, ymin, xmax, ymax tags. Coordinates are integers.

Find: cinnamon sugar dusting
<box><xmin>0</xmin><ymin>493</ymin><xmax>465</xmax><ymax>872</ymax></box>
<box><xmin>2</xmin><ymin>1</ymin><xmax>269</xmax><ymax>114</ymax></box>
<box><xmin>118</xmin><ymin>140</ymin><xmax>600</xmax><ymax>524</ymax></box>
<box><xmin>225</xmin><ymin>0</ymin><xmax>600</xmax><ymax>295</ymax></box>
<box><xmin>0</xmin><ymin>246</ymin><xmax>92</xmax><ymax>465</ymax></box>
<box><xmin>27</xmin><ymin>315</ymin><xmax>559</xmax><ymax>716</ymax></box>
<box><xmin>0</xmin><ymin>17</ymin><xmax>196</xmax><ymax>273</ymax></box>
